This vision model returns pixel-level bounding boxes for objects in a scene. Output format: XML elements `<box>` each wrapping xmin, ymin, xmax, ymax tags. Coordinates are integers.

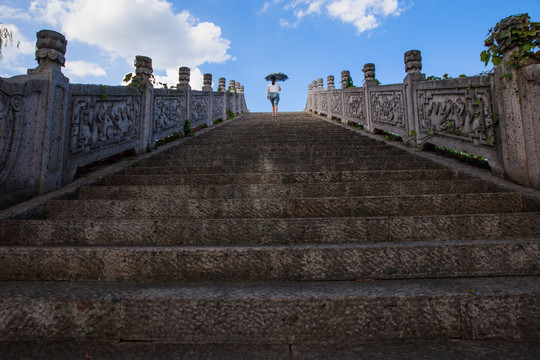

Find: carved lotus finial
<box><xmin>35</xmin><ymin>30</ymin><xmax>67</xmax><ymax>69</ymax></box>
<box><xmin>404</xmin><ymin>50</ymin><xmax>422</xmax><ymax>74</ymax></box>
<box><xmin>363</xmin><ymin>63</ymin><xmax>376</xmax><ymax>80</ymax></box>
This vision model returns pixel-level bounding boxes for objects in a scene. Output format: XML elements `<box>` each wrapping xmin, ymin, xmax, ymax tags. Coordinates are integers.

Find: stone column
<box><xmin>135</xmin><ymin>56</ymin><xmax>154</xmax><ymax>154</ymax></box>
<box><xmin>27</xmin><ymin>30</ymin><xmax>70</xmax><ymax>192</ymax></box>
<box><xmin>327</xmin><ymin>75</ymin><xmax>335</xmax><ymax>90</ymax></box>
<box><xmin>178</xmin><ymin>67</ymin><xmax>191</xmax><ymax>90</ymax></box>
<box><xmin>341</xmin><ymin>70</ymin><xmax>351</xmax><ymax>89</ymax></box>
<box><xmin>235</xmin><ymin>81</ymin><xmax>241</xmax><ymax>90</ymax></box>
<box><xmin>493</xmin><ymin>54</ymin><xmax>540</xmax><ymax>188</ymax></box>
<box><xmin>229</xmin><ymin>80</ymin><xmax>236</xmax><ymax>92</ymax></box>
<box><xmin>203</xmin><ymin>73</ymin><xmax>212</xmax><ymax>91</ymax></box>
<box><xmin>239</xmin><ymin>85</ymin><xmax>244</xmax><ymax>93</ymax></box>
<box><xmin>135</xmin><ymin>56</ymin><xmax>153</xmax><ymax>88</ymax></box>
<box><xmin>317</xmin><ymin>78</ymin><xmax>324</xmax><ymax>90</ymax></box>
<box><xmin>403</xmin><ymin>50</ymin><xmax>425</xmax><ymax>147</ymax></box>
<box><xmin>362</xmin><ymin>63</ymin><xmax>377</xmax><ymax>86</ymax></box>
<box><xmin>218</xmin><ymin>77</ymin><xmax>226</xmax><ymax>92</ymax></box>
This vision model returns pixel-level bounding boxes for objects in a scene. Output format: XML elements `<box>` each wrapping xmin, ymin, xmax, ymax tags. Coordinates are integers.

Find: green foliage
<box><xmin>481</xmin><ymin>13</ymin><xmax>540</xmax><ymax>68</ymax></box>
<box><xmin>155</xmin><ymin>131</ymin><xmax>183</xmax><ymax>147</ymax></box>
<box><xmin>226</xmin><ymin>109</ymin><xmax>235</xmax><ymax>119</ymax></box>
<box><xmin>213</xmin><ymin>119</ymin><xmax>224</xmax><ymax>125</ymax></box>
<box><xmin>345</xmin><ymin>77</ymin><xmax>354</xmax><ymax>88</ymax></box>
<box><xmin>426</xmin><ymin>74</ymin><xmax>452</xmax><ymax>81</ymax></box>
<box><xmin>184</xmin><ymin>119</ymin><xmax>193</xmax><ymax>137</ymax></box>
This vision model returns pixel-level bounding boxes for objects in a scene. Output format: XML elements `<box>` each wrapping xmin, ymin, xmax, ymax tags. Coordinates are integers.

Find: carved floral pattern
<box><xmin>319</xmin><ymin>93</ymin><xmax>328</xmax><ymax>113</ymax></box>
<box><xmin>154</xmin><ymin>95</ymin><xmax>186</xmax><ymax>133</ymax></box>
<box><xmin>213</xmin><ymin>93</ymin><xmax>225</xmax><ymax>117</ymax></box>
<box><xmin>345</xmin><ymin>91</ymin><xmax>364</xmax><ymax>119</ymax></box>
<box><xmin>70</xmin><ymin>96</ymin><xmax>141</xmax><ymax>153</ymax></box>
<box><xmin>191</xmin><ymin>94</ymin><xmax>209</xmax><ymax>123</ymax></box>
<box><xmin>417</xmin><ymin>88</ymin><xmax>495</xmax><ymax>146</ymax></box>
<box><xmin>370</xmin><ymin>90</ymin><xmax>405</xmax><ymax>128</ymax></box>
<box><xmin>331</xmin><ymin>92</ymin><xmax>342</xmax><ymax>114</ymax></box>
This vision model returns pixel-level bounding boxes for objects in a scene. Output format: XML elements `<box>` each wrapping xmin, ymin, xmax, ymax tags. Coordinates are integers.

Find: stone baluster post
<box><xmin>362</xmin><ymin>63</ymin><xmax>377</xmax><ymax>132</ymax></box>
<box><xmin>341</xmin><ymin>70</ymin><xmax>351</xmax><ymax>89</ymax></box>
<box><xmin>317</xmin><ymin>78</ymin><xmax>324</xmax><ymax>90</ymax></box>
<box><xmin>26</xmin><ymin>30</ymin><xmax>70</xmax><ymax>192</ymax></box>
<box><xmin>305</xmin><ymin>83</ymin><xmax>313</xmax><ymax>111</ymax></box>
<box><xmin>203</xmin><ymin>73</ymin><xmax>213</xmax><ymax>91</ymax></box>
<box><xmin>135</xmin><ymin>56</ymin><xmax>155</xmax><ymax>153</ymax></box>
<box><xmin>493</xmin><ymin>48</ymin><xmax>540</xmax><ymax>187</ymax></box>
<box><xmin>327</xmin><ymin>75</ymin><xmax>335</xmax><ymax>90</ymax></box>
<box><xmin>177</xmin><ymin>66</ymin><xmax>191</xmax><ymax>134</ymax></box>
<box><xmin>403</xmin><ymin>50</ymin><xmax>425</xmax><ymax>146</ymax></box>
<box><xmin>177</xmin><ymin>67</ymin><xmax>191</xmax><ymax>90</ymax></box>
<box><xmin>218</xmin><ymin>77</ymin><xmax>226</xmax><ymax>92</ymax></box>
<box><xmin>228</xmin><ymin>80</ymin><xmax>236</xmax><ymax>114</ymax></box>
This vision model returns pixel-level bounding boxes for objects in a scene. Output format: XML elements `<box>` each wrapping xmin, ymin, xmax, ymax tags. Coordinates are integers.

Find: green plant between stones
<box><xmin>481</xmin><ymin>13</ymin><xmax>540</xmax><ymax>68</ymax></box>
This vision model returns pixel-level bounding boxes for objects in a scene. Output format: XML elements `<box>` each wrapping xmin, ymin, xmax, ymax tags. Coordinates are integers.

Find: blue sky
<box><xmin>1</xmin><ymin>0</ymin><xmax>539</xmax><ymax>112</ymax></box>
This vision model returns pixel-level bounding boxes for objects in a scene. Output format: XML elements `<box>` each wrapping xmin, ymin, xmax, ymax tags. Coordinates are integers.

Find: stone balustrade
<box><xmin>0</xmin><ymin>30</ymin><xmax>249</xmax><ymax>210</ymax></box>
<box><xmin>305</xmin><ymin>50</ymin><xmax>540</xmax><ymax>190</ymax></box>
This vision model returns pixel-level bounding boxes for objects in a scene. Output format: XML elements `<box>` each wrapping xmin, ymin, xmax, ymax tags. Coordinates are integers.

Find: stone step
<box><xmin>0</xmin><ymin>277</ymin><xmax>538</xmax><ymax>342</ymax></box>
<box><xmin>44</xmin><ymin>193</ymin><xmax>525</xmax><ymax>220</ymax></box>
<box><xmin>153</xmin><ymin>146</ymin><xmax>404</xmax><ymax>160</ymax></box>
<box><xmin>124</xmin><ymin>160</ymin><xmax>441</xmax><ymax>175</ymax></box>
<box><xmin>1</xmin><ymin>239</ymin><xmax>539</xmax><ymax>282</ymax></box>
<box><xmin>138</xmin><ymin>154</ymin><xmax>426</xmax><ymax>168</ymax></box>
<box><xmin>2</xmin><ymin>213</ymin><xmax>539</xmax><ymax>247</ymax></box>
<box><xmin>104</xmin><ymin>169</ymin><xmax>460</xmax><ymax>186</ymax></box>
<box><xmin>2</xmin><ymin>340</ymin><xmax>540</xmax><ymax>360</ymax></box>
<box><xmin>78</xmin><ymin>180</ymin><xmax>498</xmax><ymax>200</ymax></box>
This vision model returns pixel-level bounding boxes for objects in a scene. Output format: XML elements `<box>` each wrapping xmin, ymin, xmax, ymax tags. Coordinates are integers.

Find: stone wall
<box><xmin>0</xmin><ymin>30</ymin><xmax>248</xmax><ymax>210</ymax></box>
<box><xmin>305</xmin><ymin>50</ymin><xmax>540</xmax><ymax>190</ymax></box>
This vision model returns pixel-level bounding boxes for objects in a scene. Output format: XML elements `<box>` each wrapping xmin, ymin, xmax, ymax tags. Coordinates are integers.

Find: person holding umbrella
<box><xmin>266</xmin><ymin>72</ymin><xmax>288</xmax><ymax>117</ymax></box>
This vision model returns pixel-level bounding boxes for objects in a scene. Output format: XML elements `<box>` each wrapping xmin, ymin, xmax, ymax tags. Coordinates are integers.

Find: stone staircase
<box><xmin>1</xmin><ymin>112</ymin><xmax>539</xmax><ymax>358</ymax></box>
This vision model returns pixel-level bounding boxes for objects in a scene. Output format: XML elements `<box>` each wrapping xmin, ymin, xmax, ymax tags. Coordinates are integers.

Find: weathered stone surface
<box><xmin>0</xmin><ymin>278</ymin><xmax>538</xmax><ymax>342</ymax></box>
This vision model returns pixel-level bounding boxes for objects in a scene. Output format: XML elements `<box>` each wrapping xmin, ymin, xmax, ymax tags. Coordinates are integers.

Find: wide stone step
<box><xmin>2</xmin><ymin>340</ymin><xmax>540</xmax><ymax>359</ymax></box>
<box><xmin>104</xmin><ymin>169</ymin><xmax>460</xmax><ymax>186</ymax></box>
<box><xmin>153</xmin><ymin>146</ymin><xmax>404</xmax><ymax>160</ymax></box>
<box><xmin>44</xmin><ymin>193</ymin><xmax>524</xmax><ymax>220</ymax></box>
<box><xmin>125</xmin><ymin>160</ymin><xmax>441</xmax><ymax>175</ymax></box>
<box><xmin>2</xmin><ymin>239</ymin><xmax>540</xmax><ymax>281</ymax></box>
<box><xmin>0</xmin><ymin>277</ymin><xmax>538</xmax><ymax>342</ymax></box>
<box><xmin>2</xmin><ymin>213</ymin><xmax>539</xmax><ymax>247</ymax></box>
<box><xmin>78</xmin><ymin>180</ymin><xmax>498</xmax><ymax>200</ymax></box>
<box><xmin>138</xmin><ymin>154</ymin><xmax>425</xmax><ymax>168</ymax></box>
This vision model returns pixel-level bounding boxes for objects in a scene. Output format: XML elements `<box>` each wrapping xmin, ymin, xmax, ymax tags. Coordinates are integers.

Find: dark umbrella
<box><xmin>265</xmin><ymin>72</ymin><xmax>289</xmax><ymax>81</ymax></box>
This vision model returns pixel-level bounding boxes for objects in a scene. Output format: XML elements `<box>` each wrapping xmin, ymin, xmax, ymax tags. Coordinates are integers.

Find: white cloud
<box><xmin>0</xmin><ymin>5</ymin><xmax>33</xmax><ymax>20</ymax></box>
<box><xmin>279</xmin><ymin>0</ymin><xmax>402</xmax><ymax>34</ymax></box>
<box><xmin>327</xmin><ymin>0</ymin><xmax>400</xmax><ymax>33</ymax></box>
<box><xmin>27</xmin><ymin>0</ymin><xmax>233</xmax><ymax>87</ymax></box>
<box><xmin>65</xmin><ymin>60</ymin><xmax>107</xmax><ymax>78</ymax></box>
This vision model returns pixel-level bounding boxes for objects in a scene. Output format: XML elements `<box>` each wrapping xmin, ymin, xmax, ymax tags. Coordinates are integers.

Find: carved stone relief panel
<box><xmin>417</xmin><ymin>87</ymin><xmax>495</xmax><ymax>146</ymax></box>
<box><xmin>153</xmin><ymin>94</ymin><xmax>186</xmax><ymax>133</ymax></box>
<box><xmin>0</xmin><ymin>91</ymin><xmax>22</xmax><ymax>181</ymax></box>
<box><xmin>213</xmin><ymin>93</ymin><xmax>224</xmax><ymax>117</ymax></box>
<box><xmin>330</xmin><ymin>91</ymin><xmax>342</xmax><ymax>115</ymax></box>
<box><xmin>370</xmin><ymin>90</ymin><xmax>405</xmax><ymax>128</ymax></box>
<box><xmin>70</xmin><ymin>96</ymin><xmax>141</xmax><ymax>154</ymax></box>
<box><xmin>191</xmin><ymin>94</ymin><xmax>209</xmax><ymax>122</ymax></box>
<box><xmin>318</xmin><ymin>93</ymin><xmax>328</xmax><ymax>113</ymax></box>
<box><xmin>226</xmin><ymin>93</ymin><xmax>235</xmax><ymax>111</ymax></box>
<box><xmin>344</xmin><ymin>90</ymin><xmax>364</xmax><ymax>119</ymax></box>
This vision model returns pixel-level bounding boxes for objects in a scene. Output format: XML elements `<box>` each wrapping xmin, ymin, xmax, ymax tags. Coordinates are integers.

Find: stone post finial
<box><xmin>203</xmin><ymin>73</ymin><xmax>212</xmax><ymax>91</ymax></box>
<box><xmin>135</xmin><ymin>56</ymin><xmax>153</xmax><ymax>87</ymax></box>
<box><xmin>341</xmin><ymin>70</ymin><xmax>350</xmax><ymax>89</ymax></box>
<box><xmin>218</xmin><ymin>77</ymin><xmax>226</xmax><ymax>92</ymax></box>
<box><xmin>34</xmin><ymin>30</ymin><xmax>67</xmax><ymax>72</ymax></box>
<box><xmin>308</xmin><ymin>83</ymin><xmax>313</xmax><ymax>91</ymax></box>
<box><xmin>229</xmin><ymin>80</ymin><xmax>236</xmax><ymax>91</ymax></box>
<box><xmin>178</xmin><ymin>66</ymin><xmax>190</xmax><ymax>90</ymax></box>
<box><xmin>404</xmin><ymin>50</ymin><xmax>422</xmax><ymax>74</ymax></box>
<box><xmin>327</xmin><ymin>75</ymin><xmax>335</xmax><ymax>90</ymax></box>
<box><xmin>317</xmin><ymin>78</ymin><xmax>324</xmax><ymax>90</ymax></box>
<box><xmin>363</xmin><ymin>63</ymin><xmax>375</xmax><ymax>81</ymax></box>
<box><xmin>239</xmin><ymin>85</ymin><xmax>244</xmax><ymax>93</ymax></box>
<box><xmin>311</xmin><ymin>81</ymin><xmax>317</xmax><ymax>90</ymax></box>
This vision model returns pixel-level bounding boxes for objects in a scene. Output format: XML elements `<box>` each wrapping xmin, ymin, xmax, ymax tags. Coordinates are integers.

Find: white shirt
<box><xmin>268</xmin><ymin>83</ymin><xmax>280</xmax><ymax>93</ymax></box>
